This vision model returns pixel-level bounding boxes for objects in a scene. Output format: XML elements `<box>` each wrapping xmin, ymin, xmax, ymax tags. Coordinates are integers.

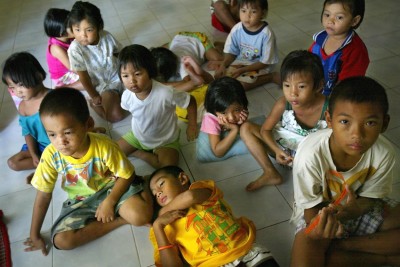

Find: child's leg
<box><xmin>240</xmin><ymin>122</ymin><xmax>283</xmax><ymax>191</ymax></box>
<box><xmin>7</xmin><ymin>151</ymin><xmax>35</xmax><ymax>171</ymax></box>
<box><xmin>326</xmin><ymin>248</ymin><xmax>389</xmax><ymax>267</ymax></box>
<box><xmin>290</xmin><ymin>230</ymin><xmax>331</xmax><ymax>267</ymax></box>
<box><xmin>100</xmin><ymin>90</ymin><xmax>128</xmax><ymax>123</ymax></box>
<box><xmin>241</xmin><ymin>72</ymin><xmax>280</xmax><ymax>91</ymax></box>
<box><xmin>118</xmin><ymin>187</ymin><xmax>153</xmax><ymax>226</ymax></box>
<box><xmin>205</xmin><ymin>47</ymin><xmax>223</xmax><ymax>62</ymax></box>
<box><xmin>133</xmin><ymin>147</ymin><xmax>179</xmax><ymax>169</ymax></box>
<box><xmin>116</xmin><ymin>138</ymin><xmax>138</xmax><ymax>156</ymax></box>
<box><xmin>53</xmin><ymin>217</ymin><xmax>127</xmax><ymax>250</ymax></box>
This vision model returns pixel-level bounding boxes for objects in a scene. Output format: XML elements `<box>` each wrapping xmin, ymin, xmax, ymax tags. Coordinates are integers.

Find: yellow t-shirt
<box><xmin>31</xmin><ymin>133</ymin><xmax>135</xmax><ymax>200</ymax></box>
<box><xmin>149</xmin><ymin>180</ymin><xmax>255</xmax><ymax>267</ymax></box>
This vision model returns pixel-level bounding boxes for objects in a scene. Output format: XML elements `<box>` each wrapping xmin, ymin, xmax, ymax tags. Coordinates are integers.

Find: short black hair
<box><xmin>150</xmin><ymin>47</ymin><xmax>179</xmax><ymax>82</ymax></box>
<box><xmin>280</xmin><ymin>50</ymin><xmax>324</xmax><ymax>90</ymax></box>
<box><xmin>328</xmin><ymin>76</ymin><xmax>388</xmax><ymax>116</ymax></box>
<box><xmin>238</xmin><ymin>0</ymin><xmax>268</xmax><ymax>11</ymax></box>
<box><xmin>40</xmin><ymin>87</ymin><xmax>90</xmax><ymax>124</ymax></box>
<box><xmin>322</xmin><ymin>0</ymin><xmax>365</xmax><ymax>29</ymax></box>
<box><xmin>204</xmin><ymin>77</ymin><xmax>248</xmax><ymax>115</ymax></box>
<box><xmin>44</xmin><ymin>8</ymin><xmax>70</xmax><ymax>37</ymax></box>
<box><xmin>118</xmin><ymin>44</ymin><xmax>157</xmax><ymax>80</ymax></box>
<box><xmin>68</xmin><ymin>1</ymin><xmax>104</xmax><ymax>31</ymax></box>
<box><xmin>2</xmin><ymin>52</ymin><xmax>46</xmax><ymax>88</ymax></box>
<box><xmin>149</xmin><ymin>166</ymin><xmax>185</xmax><ymax>184</ymax></box>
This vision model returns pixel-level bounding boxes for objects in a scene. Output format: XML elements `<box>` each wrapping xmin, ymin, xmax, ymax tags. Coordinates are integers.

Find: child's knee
<box><xmin>53</xmin><ymin>231</ymin><xmax>77</xmax><ymax>250</ymax></box>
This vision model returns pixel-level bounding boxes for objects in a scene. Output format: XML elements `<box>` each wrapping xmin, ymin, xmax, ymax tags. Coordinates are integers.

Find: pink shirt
<box><xmin>200</xmin><ymin>113</ymin><xmax>222</xmax><ymax>135</ymax></box>
<box><xmin>46</xmin><ymin>37</ymin><xmax>71</xmax><ymax>79</ymax></box>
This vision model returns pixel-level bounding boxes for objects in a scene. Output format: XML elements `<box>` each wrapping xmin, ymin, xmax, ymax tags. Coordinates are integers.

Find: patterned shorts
<box><xmin>295</xmin><ymin>198</ymin><xmax>399</xmax><ymax>236</ymax></box>
<box><xmin>51</xmin><ymin>181</ymin><xmax>143</xmax><ymax>247</ymax></box>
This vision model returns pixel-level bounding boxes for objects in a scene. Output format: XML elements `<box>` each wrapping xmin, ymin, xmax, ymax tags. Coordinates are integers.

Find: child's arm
<box><xmin>153</xmin><ymin>210</ymin><xmax>186</xmax><ymax>267</ymax></box>
<box><xmin>24</xmin><ymin>190</ymin><xmax>52</xmax><ymax>255</ymax></box>
<box><xmin>50</xmin><ymin>45</ymin><xmax>71</xmax><ymax>70</ymax></box>
<box><xmin>186</xmin><ymin>95</ymin><xmax>198</xmax><ymax>141</ymax></box>
<box><xmin>95</xmin><ymin>173</ymin><xmax>135</xmax><ymax>223</ymax></box>
<box><xmin>76</xmin><ymin>70</ymin><xmax>101</xmax><ymax>106</ymax></box>
<box><xmin>209</xmin><ymin>116</ymin><xmax>240</xmax><ymax>158</ymax></box>
<box><xmin>159</xmin><ymin>187</ymin><xmax>212</xmax><ymax>216</ymax></box>
<box><xmin>214</xmin><ymin>53</ymin><xmax>236</xmax><ymax>78</ymax></box>
<box><xmin>25</xmin><ymin>134</ymin><xmax>40</xmax><ymax>167</ymax></box>
<box><xmin>260</xmin><ymin>97</ymin><xmax>293</xmax><ymax>165</ymax></box>
<box><xmin>229</xmin><ymin>61</ymin><xmax>269</xmax><ymax>79</ymax></box>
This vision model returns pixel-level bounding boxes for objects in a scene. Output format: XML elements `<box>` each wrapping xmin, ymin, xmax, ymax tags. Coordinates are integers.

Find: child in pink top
<box><xmin>44</xmin><ymin>8</ymin><xmax>83</xmax><ymax>90</ymax></box>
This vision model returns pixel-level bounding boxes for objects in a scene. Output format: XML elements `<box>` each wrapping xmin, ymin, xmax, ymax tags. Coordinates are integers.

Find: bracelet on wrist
<box><xmin>158</xmin><ymin>244</ymin><xmax>175</xmax><ymax>251</ymax></box>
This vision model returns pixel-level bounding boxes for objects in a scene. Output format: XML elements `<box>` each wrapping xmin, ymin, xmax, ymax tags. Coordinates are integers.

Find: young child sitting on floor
<box><xmin>149</xmin><ymin>165</ymin><xmax>279</xmax><ymax>267</ymax></box>
<box><xmin>67</xmin><ymin>1</ymin><xmax>127</xmax><ymax>122</ymax></box>
<box><xmin>24</xmin><ymin>88</ymin><xmax>152</xmax><ymax>255</ymax></box>
<box><xmin>116</xmin><ymin>44</ymin><xmax>197</xmax><ymax>169</ymax></box>
<box><xmin>260</xmin><ymin>50</ymin><xmax>328</xmax><ymax>168</ymax></box>
<box><xmin>197</xmin><ymin>77</ymin><xmax>283</xmax><ymax>191</ymax></box>
<box><xmin>44</xmin><ymin>8</ymin><xmax>83</xmax><ymax>90</ymax></box>
<box><xmin>214</xmin><ymin>0</ymin><xmax>279</xmax><ymax>90</ymax></box>
<box><xmin>2</xmin><ymin>52</ymin><xmax>51</xmax><ymax>184</ymax></box>
<box><xmin>309</xmin><ymin>0</ymin><xmax>369</xmax><ymax>95</ymax></box>
<box><xmin>290</xmin><ymin>76</ymin><xmax>400</xmax><ymax>266</ymax></box>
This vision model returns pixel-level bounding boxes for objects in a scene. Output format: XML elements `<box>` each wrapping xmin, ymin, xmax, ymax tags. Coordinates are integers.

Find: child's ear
<box><xmin>86</xmin><ymin>116</ymin><xmax>95</xmax><ymax>131</ymax></box>
<box><xmin>325</xmin><ymin>110</ymin><xmax>332</xmax><ymax>128</ymax></box>
<box><xmin>351</xmin><ymin>15</ymin><xmax>361</xmax><ymax>28</ymax></box>
<box><xmin>178</xmin><ymin>172</ymin><xmax>190</xmax><ymax>186</ymax></box>
<box><xmin>381</xmin><ymin>114</ymin><xmax>390</xmax><ymax>133</ymax></box>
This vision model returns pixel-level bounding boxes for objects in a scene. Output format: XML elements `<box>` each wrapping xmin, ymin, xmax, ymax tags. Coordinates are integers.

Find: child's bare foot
<box><xmin>26</xmin><ymin>172</ymin><xmax>34</xmax><ymax>184</ymax></box>
<box><xmin>183</xmin><ymin>56</ymin><xmax>203</xmax><ymax>75</ymax></box>
<box><xmin>246</xmin><ymin>171</ymin><xmax>283</xmax><ymax>191</ymax></box>
<box><xmin>184</xmin><ymin>62</ymin><xmax>205</xmax><ymax>87</ymax></box>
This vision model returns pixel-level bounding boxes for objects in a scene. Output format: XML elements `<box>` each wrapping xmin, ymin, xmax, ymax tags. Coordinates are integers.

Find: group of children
<box><xmin>1</xmin><ymin>0</ymin><xmax>399</xmax><ymax>266</ymax></box>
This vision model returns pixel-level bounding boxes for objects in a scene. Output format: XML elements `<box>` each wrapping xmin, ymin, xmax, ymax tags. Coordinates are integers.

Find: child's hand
<box><xmin>218</xmin><ymin>116</ymin><xmax>239</xmax><ymax>131</ymax></box>
<box><xmin>214</xmin><ymin>65</ymin><xmax>226</xmax><ymax>79</ymax></box>
<box><xmin>275</xmin><ymin>149</ymin><xmax>293</xmax><ymax>165</ymax></box>
<box><xmin>154</xmin><ymin>210</ymin><xmax>186</xmax><ymax>228</ymax></box>
<box><xmin>307</xmin><ymin>207</ymin><xmax>344</xmax><ymax>240</ymax></box>
<box><xmin>91</xmin><ymin>95</ymin><xmax>102</xmax><ymax>106</ymax></box>
<box><xmin>230</xmin><ymin>65</ymin><xmax>246</xmax><ymax>78</ymax></box>
<box><xmin>333</xmin><ymin>185</ymin><xmax>365</xmax><ymax>221</ymax></box>
<box><xmin>186</xmin><ymin>123</ymin><xmax>198</xmax><ymax>141</ymax></box>
<box><xmin>24</xmin><ymin>235</ymin><xmax>48</xmax><ymax>256</ymax></box>
<box><xmin>95</xmin><ymin>199</ymin><xmax>115</xmax><ymax>223</ymax></box>
<box><xmin>237</xmin><ymin>109</ymin><xmax>249</xmax><ymax>125</ymax></box>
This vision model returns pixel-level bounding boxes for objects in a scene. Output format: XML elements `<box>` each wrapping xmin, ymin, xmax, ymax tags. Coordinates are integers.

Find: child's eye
<box><xmin>336</xmin><ymin>15</ymin><xmax>344</xmax><ymax>21</ymax></box>
<box><xmin>159</xmin><ymin>180</ymin><xmax>164</xmax><ymax>187</ymax></box>
<box><xmin>366</xmin><ymin>121</ymin><xmax>377</xmax><ymax>127</ymax></box>
<box><xmin>64</xmin><ymin>131</ymin><xmax>71</xmax><ymax>135</ymax></box>
<box><xmin>48</xmin><ymin>133</ymin><xmax>55</xmax><ymax>138</ymax></box>
<box><xmin>121</xmin><ymin>74</ymin><xmax>128</xmax><ymax>78</ymax></box>
<box><xmin>339</xmin><ymin>119</ymin><xmax>349</xmax><ymax>124</ymax></box>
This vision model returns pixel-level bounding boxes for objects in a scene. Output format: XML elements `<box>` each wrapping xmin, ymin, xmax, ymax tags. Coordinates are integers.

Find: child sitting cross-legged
<box><xmin>149</xmin><ymin>165</ymin><xmax>280</xmax><ymax>267</ymax></box>
<box><xmin>290</xmin><ymin>77</ymin><xmax>400</xmax><ymax>266</ymax></box>
<box><xmin>24</xmin><ymin>88</ymin><xmax>153</xmax><ymax>255</ymax></box>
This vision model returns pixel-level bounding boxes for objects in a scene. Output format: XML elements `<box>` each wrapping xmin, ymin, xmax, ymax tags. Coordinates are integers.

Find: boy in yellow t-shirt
<box><xmin>24</xmin><ymin>88</ymin><xmax>152</xmax><ymax>255</ymax></box>
<box><xmin>149</xmin><ymin>165</ymin><xmax>279</xmax><ymax>267</ymax></box>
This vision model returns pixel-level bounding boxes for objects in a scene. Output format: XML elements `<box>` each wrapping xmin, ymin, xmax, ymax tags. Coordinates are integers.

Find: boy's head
<box><xmin>280</xmin><ymin>50</ymin><xmax>324</xmax><ymax>91</ymax></box>
<box><xmin>118</xmin><ymin>44</ymin><xmax>157</xmax><ymax>80</ymax></box>
<box><xmin>204</xmin><ymin>77</ymin><xmax>248</xmax><ymax>115</ymax></box>
<box><xmin>68</xmin><ymin>1</ymin><xmax>104</xmax><ymax>31</ymax></box>
<box><xmin>150</xmin><ymin>47</ymin><xmax>179</xmax><ymax>82</ymax></box>
<box><xmin>2</xmin><ymin>52</ymin><xmax>46</xmax><ymax>89</ymax></box>
<box><xmin>322</xmin><ymin>0</ymin><xmax>364</xmax><ymax>30</ymax></box>
<box><xmin>326</xmin><ymin>76</ymin><xmax>390</xmax><ymax>157</ymax></box>
<box><xmin>149</xmin><ymin>166</ymin><xmax>191</xmax><ymax>207</ymax></box>
<box><xmin>40</xmin><ymin>88</ymin><xmax>94</xmax><ymax>157</ymax></box>
<box><xmin>44</xmin><ymin>8</ymin><xmax>70</xmax><ymax>37</ymax></box>
<box><xmin>238</xmin><ymin>0</ymin><xmax>268</xmax><ymax>11</ymax></box>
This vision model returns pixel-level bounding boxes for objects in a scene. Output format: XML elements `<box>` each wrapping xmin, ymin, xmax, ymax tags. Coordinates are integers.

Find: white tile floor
<box><xmin>1</xmin><ymin>0</ymin><xmax>400</xmax><ymax>266</ymax></box>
